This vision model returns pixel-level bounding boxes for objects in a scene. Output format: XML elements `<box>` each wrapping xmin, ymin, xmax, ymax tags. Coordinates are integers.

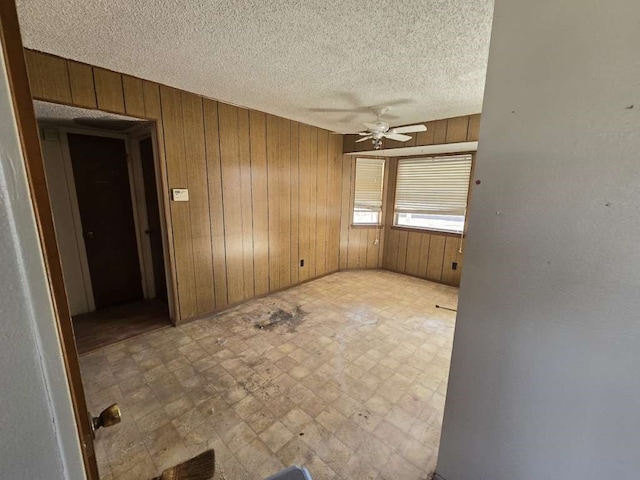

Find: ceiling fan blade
<box><xmin>390</xmin><ymin>124</ymin><xmax>427</xmax><ymax>134</ymax></box>
<box><xmin>384</xmin><ymin>133</ymin><xmax>412</xmax><ymax>142</ymax></box>
<box><xmin>356</xmin><ymin>136</ymin><xmax>373</xmax><ymax>143</ymax></box>
<box><xmin>357</xmin><ymin>131</ymin><xmax>371</xmax><ymax>136</ymax></box>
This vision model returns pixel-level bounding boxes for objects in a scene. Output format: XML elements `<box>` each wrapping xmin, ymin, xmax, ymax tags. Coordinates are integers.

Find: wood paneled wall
<box><xmin>381</xmin><ymin>159</ymin><xmax>467</xmax><ymax>286</ymax></box>
<box><xmin>25</xmin><ymin>49</ymin><xmax>343</xmax><ymax>322</ymax></box>
<box><xmin>343</xmin><ymin>113</ymin><xmax>481</xmax><ymax>153</ymax></box>
<box><xmin>339</xmin><ymin>155</ymin><xmax>388</xmax><ymax>269</ymax></box>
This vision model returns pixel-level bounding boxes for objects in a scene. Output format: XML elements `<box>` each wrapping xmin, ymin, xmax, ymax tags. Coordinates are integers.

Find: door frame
<box><xmin>57</xmin><ymin>126</ymin><xmax>153</xmax><ymax>308</ymax></box>
<box><xmin>43</xmin><ymin>123</ymin><xmax>175</xmax><ymax>320</ymax></box>
<box><xmin>0</xmin><ymin>2</ymin><xmax>99</xmax><ymax>478</ymax></box>
<box><xmin>128</xmin><ymin>126</ymin><xmax>175</xmax><ymax>319</ymax></box>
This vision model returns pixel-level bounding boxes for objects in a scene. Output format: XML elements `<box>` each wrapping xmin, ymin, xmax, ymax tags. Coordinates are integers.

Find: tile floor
<box><xmin>80</xmin><ymin>270</ymin><xmax>458</xmax><ymax>480</ymax></box>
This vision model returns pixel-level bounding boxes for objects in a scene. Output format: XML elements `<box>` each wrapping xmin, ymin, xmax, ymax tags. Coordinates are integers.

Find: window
<box><xmin>394</xmin><ymin>154</ymin><xmax>472</xmax><ymax>233</ymax></box>
<box><xmin>353</xmin><ymin>158</ymin><xmax>385</xmax><ymax>225</ymax></box>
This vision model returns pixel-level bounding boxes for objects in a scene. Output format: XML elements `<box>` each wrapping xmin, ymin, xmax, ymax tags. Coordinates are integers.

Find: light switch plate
<box><xmin>171</xmin><ymin>188</ymin><xmax>189</xmax><ymax>201</ymax></box>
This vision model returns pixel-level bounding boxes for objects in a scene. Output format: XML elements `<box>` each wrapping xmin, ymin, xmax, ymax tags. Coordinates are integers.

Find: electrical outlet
<box><xmin>452</xmin><ymin>262</ymin><xmax>458</xmax><ymax>270</ymax></box>
<box><xmin>300</xmin><ymin>259</ymin><xmax>304</xmax><ymax>267</ymax></box>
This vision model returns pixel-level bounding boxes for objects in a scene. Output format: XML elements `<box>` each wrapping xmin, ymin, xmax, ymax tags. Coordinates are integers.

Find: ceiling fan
<box><xmin>356</xmin><ymin>107</ymin><xmax>427</xmax><ymax>150</ymax></box>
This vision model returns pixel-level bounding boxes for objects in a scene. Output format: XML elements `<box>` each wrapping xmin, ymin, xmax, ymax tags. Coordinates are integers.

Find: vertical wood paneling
<box><xmin>417</xmin><ymin>233</ymin><xmax>431</xmax><ymax>278</ymax></box>
<box><xmin>93</xmin><ymin>68</ymin><xmax>125</xmax><ymax>113</ymax></box>
<box><xmin>384</xmin><ymin>229</ymin><xmax>400</xmax><ymax>271</ymax></box>
<box><xmin>347</xmin><ymin>229</ymin><xmax>362</xmax><ymax>269</ymax></box>
<box><xmin>339</xmin><ymin>155</ymin><xmax>352</xmax><ymax>270</ymax></box>
<box><xmin>326</xmin><ymin>136</ymin><xmax>342</xmax><ymax>272</ymax></box>
<box><xmin>445</xmin><ymin>116</ymin><xmax>470</xmax><ymax>143</ymax></box>
<box><xmin>67</xmin><ymin>61</ymin><xmax>96</xmax><ymax>108</ymax></box>
<box><xmin>452</xmin><ymin>241</ymin><xmax>464</xmax><ymax>286</ymax></box>
<box><xmin>142</xmin><ymin>81</ymin><xmax>161</xmax><ymax>120</ymax></box>
<box><xmin>405</xmin><ymin>232</ymin><xmax>422</xmax><ymax>276</ymax></box>
<box><xmin>24</xmin><ymin>50</ymin><xmax>72</xmax><ymax>103</ymax></box>
<box><xmin>365</xmin><ymin>229</ymin><xmax>380</xmax><ymax>269</ymax></box>
<box><xmin>441</xmin><ymin>236</ymin><xmax>461</xmax><ymax>286</ymax></box>
<box><xmin>298</xmin><ymin>124</ymin><xmax>311</xmax><ymax>281</ymax></box>
<box><xmin>307</xmin><ymin>127</ymin><xmax>318</xmax><ymax>277</ymax></box>
<box><xmin>249</xmin><ymin>110</ymin><xmax>270</xmax><ymax>296</ymax></box>
<box><xmin>432</xmin><ymin>119</ymin><xmax>448</xmax><ymax>144</ymax></box>
<box><xmin>467</xmin><ymin>114</ymin><xmax>481</xmax><ymax>141</ymax></box>
<box><xmin>277</xmin><ymin>117</ymin><xmax>292</xmax><ymax>289</ymax></box>
<box><xmin>290</xmin><ymin>122</ymin><xmax>300</xmax><ymax>284</ymax></box>
<box><xmin>238</xmin><ymin>108</ymin><xmax>255</xmax><ymax>299</ymax></box>
<box><xmin>343</xmin><ymin>135</ymin><xmax>356</xmax><ymax>155</ymax></box>
<box><xmin>426</xmin><ymin>235</ymin><xmax>446</xmax><ymax>281</ymax></box>
<box><xmin>315</xmin><ymin>130</ymin><xmax>329</xmax><ymax>276</ymax></box>
<box><xmin>357</xmin><ymin>229</ymin><xmax>368</xmax><ymax>268</ymax></box>
<box><xmin>218</xmin><ymin>103</ymin><xmax>245</xmax><ymax>304</ymax></box>
<box><xmin>267</xmin><ymin>114</ymin><xmax>281</xmax><ymax>291</ymax></box>
<box><xmin>415</xmin><ymin>120</ymin><xmax>436</xmax><ymax>146</ymax></box>
<box><xmin>122</xmin><ymin>75</ymin><xmax>145</xmax><ymax>118</ymax></box>
<box><xmin>160</xmin><ymin>86</ymin><xmax>197</xmax><ymax>319</ymax></box>
<box><xmin>396</xmin><ymin>230</ymin><xmax>409</xmax><ymax>273</ymax></box>
<box><xmin>203</xmin><ymin>100</ymin><xmax>229</xmax><ymax>309</ymax></box>
<box><xmin>181</xmin><ymin>92</ymin><xmax>215</xmax><ymax>314</ymax></box>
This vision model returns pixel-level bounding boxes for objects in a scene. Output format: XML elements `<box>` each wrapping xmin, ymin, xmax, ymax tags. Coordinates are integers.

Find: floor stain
<box><xmin>254</xmin><ymin>305</ymin><xmax>305</xmax><ymax>332</ymax></box>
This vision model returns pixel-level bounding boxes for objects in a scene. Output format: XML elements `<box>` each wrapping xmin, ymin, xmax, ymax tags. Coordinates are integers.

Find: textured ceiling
<box><xmin>17</xmin><ymin>1</ymin><xmax>494</xmax><ymax>133</ymax></box>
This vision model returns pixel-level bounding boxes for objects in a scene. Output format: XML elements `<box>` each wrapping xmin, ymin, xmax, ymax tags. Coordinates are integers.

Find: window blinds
<box><xmin>354</xmin><ymin>158</ymin><xmax>385</xmax><ymax>212</ymax></box>
<box><xmin>394</xmin><ymin>155</ymin><xmax>472</xmax><ymax>216</ymax></box>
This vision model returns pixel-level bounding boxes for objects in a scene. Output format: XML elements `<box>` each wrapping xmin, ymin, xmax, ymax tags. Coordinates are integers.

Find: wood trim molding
<box><xmin>0</xmin><ymin>3</ymin><xmax>98</xmax><ymax>479</ymax></box>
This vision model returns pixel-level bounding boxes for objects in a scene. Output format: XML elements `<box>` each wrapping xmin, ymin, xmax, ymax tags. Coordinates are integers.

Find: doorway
<box><xmin>36</xmin><ymin>102</ymin><xmax>174</xmax><ymax>353</ymax></box>
<box><xmin>68</xmin><ymin>133</ymin><xmax>143</xmax><ymax>307</ymax></box>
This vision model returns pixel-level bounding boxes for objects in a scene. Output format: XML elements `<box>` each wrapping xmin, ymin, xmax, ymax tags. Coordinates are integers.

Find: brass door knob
<box><xmin>91</xmin><ymin>404</ymin><xmax>121</xmax><ymax>436</ymax></box>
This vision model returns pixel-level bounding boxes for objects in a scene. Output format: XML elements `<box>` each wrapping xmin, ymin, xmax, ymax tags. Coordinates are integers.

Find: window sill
<box><xmin>351</xmin><ymin>223</ymin><xmax>383</xmax><ymax>229</ymax></box>
<box><xmin>390</xmin><ymin>225</ymin><xmax>465</xmax><ymax>237</ymax></box>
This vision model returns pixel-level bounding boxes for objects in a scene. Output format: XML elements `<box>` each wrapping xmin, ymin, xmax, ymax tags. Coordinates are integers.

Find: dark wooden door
<box><xmin>139</xmin><ymin>136</ymin><xmax>167</xmax><ymax>303</ymax></box>
<box><xmin>68</xmin><ymin>133</ymin><xmax>143</xmax><ymax>308</ymax></box>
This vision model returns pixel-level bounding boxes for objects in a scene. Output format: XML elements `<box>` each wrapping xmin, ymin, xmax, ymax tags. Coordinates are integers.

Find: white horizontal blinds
<box><xmin>395</xmin><ymin>154</ymin><xmax>472</xmax><ymax>216</ymax></box>
<box><xmin>354</xmin><ymin>158</ymin><xmax>385</xmax><ymax>212</ymax></box>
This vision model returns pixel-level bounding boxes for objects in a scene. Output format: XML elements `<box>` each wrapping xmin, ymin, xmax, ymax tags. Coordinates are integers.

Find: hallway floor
<box><xmin>73</xmin><ymin>299</ymin><xmax>171</xmax><ymax>354</ymax></box>
<box><xmin>80</xmin><ymin>270</ymin><xmax>458</xmax><ymax>480</ymax></box>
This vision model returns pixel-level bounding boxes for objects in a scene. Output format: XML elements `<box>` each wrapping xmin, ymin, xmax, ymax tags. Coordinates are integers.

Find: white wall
<box><xmin>0</xmin><ymin>48</ymin><xmax>85</xmax><ymax>478</ymax></box>
<box><xmin>41</xmin><ymin>131</ymin><xmax>92</xmax><ymax>315</ymax></box>
<box><xmin>436</xmin><ymin>1</ymin><xmax>640</xmax><ymax>479</ymax></box>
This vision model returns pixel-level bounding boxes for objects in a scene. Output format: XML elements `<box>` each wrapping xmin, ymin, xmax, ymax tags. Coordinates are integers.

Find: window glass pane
<box><xmin>353</xmin><ymin>158</ymin><xmax>385</xmax><ymax>224</ymax></box>
<box><xmin>353</xmin><ymin>210</ymin><xmax>380</xmax><ymax>224</ymax></box>
<box><xmin>395</xmin><ymin>213</ymin><xmax>465</xmax><ymax>233</ymax></box>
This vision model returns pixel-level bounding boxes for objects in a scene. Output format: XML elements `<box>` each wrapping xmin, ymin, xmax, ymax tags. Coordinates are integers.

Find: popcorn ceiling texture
<box><xmin>17</xmin><ymin>0</ymin><xmax>493</xmax><ymax>133</ymax></box>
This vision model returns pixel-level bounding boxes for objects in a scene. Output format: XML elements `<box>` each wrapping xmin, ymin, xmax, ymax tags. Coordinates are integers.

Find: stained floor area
<box><xmin>80</xmin><ymin>270</ymin><xmax>458</xmax><ymax>480</ymax></box>
<box><xmin>73</xmin><ymin>299</ymin><xmax>171</xmax><ymax>354</ymax></box>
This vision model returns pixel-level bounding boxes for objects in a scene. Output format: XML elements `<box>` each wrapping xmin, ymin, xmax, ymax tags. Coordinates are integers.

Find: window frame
<box><xmin>390</xmin><ymin>153</ymin><xmax>475</xmax><ymax>236</ymax></box>
<box><xmin>351</xmin><ymin>157</ymin><xmax>387</xmax><ymax>228</ymax></box>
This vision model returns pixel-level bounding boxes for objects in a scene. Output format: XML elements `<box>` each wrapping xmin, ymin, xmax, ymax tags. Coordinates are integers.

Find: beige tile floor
<box><xmin>80</xmin><ymin>270</ymin><xmax>458</xmax><ymax>480</ymax></box>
